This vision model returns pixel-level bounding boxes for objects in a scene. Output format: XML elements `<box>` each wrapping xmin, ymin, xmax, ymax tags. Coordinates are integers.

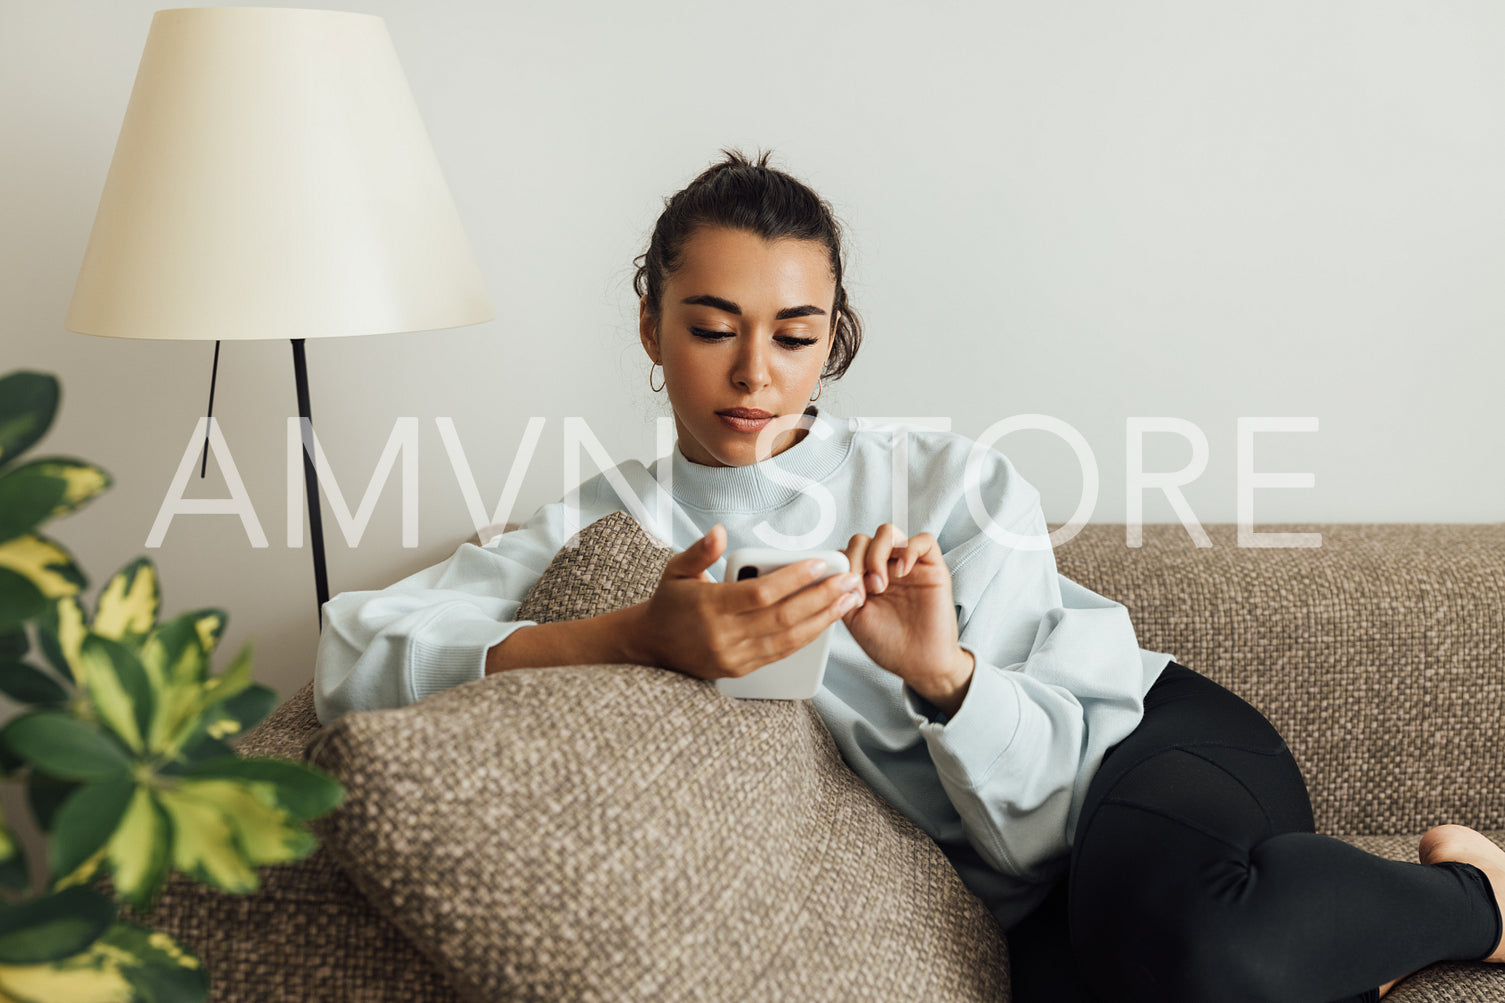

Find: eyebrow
<box><xmin>680</xmin><ymin>294</ymin><xmax>826</xmax><ymax>320</ymax></box>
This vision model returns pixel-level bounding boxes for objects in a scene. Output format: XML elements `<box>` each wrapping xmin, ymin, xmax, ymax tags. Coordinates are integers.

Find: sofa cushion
<box><xmin>109</xmin><ymin>690</ymin><xmax>463</xmax><ymax>1001</ymax></box>
<box><xmin>306</xmin><ymin>509</ymin><xmax>1012</xmax><ymax>1002</ymax></box>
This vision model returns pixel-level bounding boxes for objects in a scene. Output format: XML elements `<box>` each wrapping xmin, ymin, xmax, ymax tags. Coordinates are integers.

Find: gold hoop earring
<box><xmin>809</xmin><ymin>380</ymin><xmax>823</xmax><ymax>402</ymax></box>
<box><xmin>649</xmin><ymin>362</ymin><xmax>664</xmax><ymax>393</ymax></box>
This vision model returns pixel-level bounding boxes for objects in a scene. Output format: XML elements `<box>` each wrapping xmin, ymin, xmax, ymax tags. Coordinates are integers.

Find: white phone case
<box><xmin>715</xmin><ymin>547</ymin><xmax>851</xmax><ymax>700</ymax></box>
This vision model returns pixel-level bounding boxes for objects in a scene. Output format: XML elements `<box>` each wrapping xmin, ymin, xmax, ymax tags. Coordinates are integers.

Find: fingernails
<box><xmin>866</xmin><ymin>572</ymin><xmax>884</xmax><ymax>594</ymax></box>
<box><xmin>836</xmin><ymin>592</ymin><xmax>860</xmax><ymax>613</ymax></box>
<box><xmin>836</xmin><ymin>573</ymin><xmax>860</xmax><ymax>591</ymax></box>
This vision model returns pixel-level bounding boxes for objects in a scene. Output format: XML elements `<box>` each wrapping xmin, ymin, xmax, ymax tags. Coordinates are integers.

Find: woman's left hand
<box><xmin>839</xmin><ymin>524</ymin><xmax>975</xmax><ymax>711</ymax></box>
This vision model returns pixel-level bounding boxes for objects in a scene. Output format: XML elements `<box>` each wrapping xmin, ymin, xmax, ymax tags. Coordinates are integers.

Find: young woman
<box><xmin>313</xmin><ymin>149</ymin><xmax>1504</xmax><ymax>1002</ymax></box>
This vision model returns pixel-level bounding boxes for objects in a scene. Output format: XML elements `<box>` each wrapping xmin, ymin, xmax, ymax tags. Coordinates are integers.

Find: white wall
<box><xmin>4</xmin><ymin>0</ymin><xmax>1503</xmax><ymax>720</ymax></box>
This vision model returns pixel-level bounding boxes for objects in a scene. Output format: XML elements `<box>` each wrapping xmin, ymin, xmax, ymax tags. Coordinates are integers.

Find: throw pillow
<box><xmin>307</xmin><ymin>509</ymin><xmax>1011</xmax><ymax>1001</ymax></box>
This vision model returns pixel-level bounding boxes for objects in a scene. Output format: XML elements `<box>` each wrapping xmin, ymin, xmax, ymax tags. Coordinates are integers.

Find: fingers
<box><xmin>730</xmin><ymin>557</ymin><xmax>860</xmax><ymax>632</ymax></box>
<box><xmin>669</xmin><ymin>524</ymin><xmax>724</xmax><ymax>582</ymax></box>
<box><xmin>890</xmin><ymin>532</ymin><xmax>937</xmax><ymax>579</ymax></box>
<box><xmin>735</xmin><ymin>571</ymin><xmax>862</xmax><ymax>673</ymax></box>
<box><xmin>846</xmin><ymin>524</ymin><xmax>911</xmax><ymax>595</ymax></box>
<box><xmin>866</xmin><ymin>523</ymin><xmax>900</xmax><ymax>594</ymax></box>
<box><xmin>724</xmin><ymin>555</ymin><xmax>839</xmax><ymax>612</ymax></box>
<box><xmin>706</xmin><ymin>522</ymin><xmax>946</xmax><ymax>677</ymax></box>
<box><xmin>776</xmin><ymin>567</ymin><xmax>863</xmax><ymax>626</ymax></box>
<box><xmin>848</xmin><ymin>530</ymin><xmax>872</xmax><ymax>593</ymax></box>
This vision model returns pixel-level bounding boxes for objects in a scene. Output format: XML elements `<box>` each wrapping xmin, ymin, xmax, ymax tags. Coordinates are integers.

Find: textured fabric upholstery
<box><xmin>112</xmin><ymin>521</ymin><xmax>1505</xmax><ymax>1002</ymax></box>
<box><xmin>303</xmin><ymin>510</ymin><xmax>1011</xmax><ymax>1001</ymax></box>
<box><xmin>113</xmin><ymin>682</ymin><xmax>463</xmax><ymax>1001</ymax></box>
<box><xmin>1050</xmin><ymin>523</ymin><xmax>1505</xmax><ymax>836</ymax></box>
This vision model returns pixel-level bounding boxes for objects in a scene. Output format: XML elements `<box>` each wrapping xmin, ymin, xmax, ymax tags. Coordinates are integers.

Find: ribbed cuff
<box><xmin>899</xmin><ymin>656</ymin><xmax>1022</xmax><ymax>787</ymax></box>
<box><xmin>408</xmin><ymin>618</ymin><xmax>537</xmax><ymax>703</ymax></box>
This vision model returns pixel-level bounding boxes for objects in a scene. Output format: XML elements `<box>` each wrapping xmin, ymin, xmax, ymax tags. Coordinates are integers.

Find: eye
<box><xmin>689</xmin><ymin>327</ymin><xmax>819</xmax><ymax>349</ymax></box>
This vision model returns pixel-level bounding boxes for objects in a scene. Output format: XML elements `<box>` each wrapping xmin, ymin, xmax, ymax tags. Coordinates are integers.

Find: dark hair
<box><xmin>632</xmin><ymin>147</ymin><xmax>863</xmax><ymax>382</ymax></box>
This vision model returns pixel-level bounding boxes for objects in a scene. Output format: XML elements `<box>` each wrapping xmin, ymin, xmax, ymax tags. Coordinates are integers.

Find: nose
<box><xmin>730</xmin><ymin>335</ymin><xmax>771</xmax><ymax>391</ymax></box>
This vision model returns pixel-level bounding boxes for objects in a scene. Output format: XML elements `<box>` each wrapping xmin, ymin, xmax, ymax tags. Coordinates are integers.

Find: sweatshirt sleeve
<box><xmin>898</xmin><ymin>450</ymin><xmax>1157</xmax><ymax>885</ymax></box>
<box><xmin>312</xmin><ymin>495</ymin><xmax>576</xmax><ymax>725</ymax></box>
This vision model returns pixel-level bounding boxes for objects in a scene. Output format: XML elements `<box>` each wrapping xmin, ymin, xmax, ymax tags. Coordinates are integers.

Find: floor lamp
<box><xmin>63</xmin><ymin>8</ymin><xmax>495</xmax><ymax>630</ymax></box>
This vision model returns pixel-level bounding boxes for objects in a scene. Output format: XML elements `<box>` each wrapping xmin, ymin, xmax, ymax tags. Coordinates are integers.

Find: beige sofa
<box><xmin>113</xmin><ymin>522</ymin><xmax>1505</xmax><ymax>1001</ymax></box>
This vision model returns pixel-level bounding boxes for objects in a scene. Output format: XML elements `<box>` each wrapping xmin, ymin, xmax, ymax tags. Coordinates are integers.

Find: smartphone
<box><xmin>716</xmin><ymin>547</ymin><xmax>851</xmax><ymax>700</ymax></box>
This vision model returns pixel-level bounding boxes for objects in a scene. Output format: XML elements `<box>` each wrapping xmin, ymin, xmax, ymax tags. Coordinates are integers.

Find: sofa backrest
<box><xmin>1052</xmin><ymin>523</ymin><xmax>1505</xmax><ymax>835</ymax></box>
<box><xmin>245</xmin><ymin>522</ymin><xmax>1505</xmax><ymax>837</ymax></box>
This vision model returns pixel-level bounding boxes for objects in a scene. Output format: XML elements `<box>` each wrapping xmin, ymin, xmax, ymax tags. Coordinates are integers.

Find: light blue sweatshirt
<box><xmin>313</xmin><ymin>405</ymin><xmax>1175</xmax><ymax>931</ymax></box>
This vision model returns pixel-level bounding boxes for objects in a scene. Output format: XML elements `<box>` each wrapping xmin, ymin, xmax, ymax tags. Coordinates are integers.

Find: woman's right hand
<box><xmin>631</xmin><ymin>524</ymin><xmax>866</xmax><ymax>682</ymax></box>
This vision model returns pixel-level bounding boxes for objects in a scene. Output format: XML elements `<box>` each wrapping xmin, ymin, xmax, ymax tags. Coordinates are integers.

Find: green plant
<box><xmin>0</xmin><ymin>369</ymin><xmax>345</xmax><ymax>1002</ymax></box>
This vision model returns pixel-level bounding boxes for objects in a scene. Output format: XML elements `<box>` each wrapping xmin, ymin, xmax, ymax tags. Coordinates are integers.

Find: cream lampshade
<box><xmin>64</xmin><ymin>6</ymin><xmax>495</xmax><ymax>626</ymax></box>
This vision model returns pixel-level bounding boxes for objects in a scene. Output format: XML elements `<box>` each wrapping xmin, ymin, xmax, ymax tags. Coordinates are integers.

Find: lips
<box><xmin>718</xmin><ymin>408</ymin><xmax>774</xmax><ymax>419</ymax></box>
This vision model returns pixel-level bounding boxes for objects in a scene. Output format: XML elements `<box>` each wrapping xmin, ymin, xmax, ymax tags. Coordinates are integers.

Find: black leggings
<box><xmin>1007</xmin><ymin>661</ymin><xmax>1502</xmax><ymax>1003</ymax></box>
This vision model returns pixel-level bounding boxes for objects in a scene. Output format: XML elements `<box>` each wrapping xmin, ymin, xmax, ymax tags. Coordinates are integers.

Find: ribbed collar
<box><xmin>662</xmin><ymin>405</ymin><xmax>855</xmax><ymax>513</ymax></box>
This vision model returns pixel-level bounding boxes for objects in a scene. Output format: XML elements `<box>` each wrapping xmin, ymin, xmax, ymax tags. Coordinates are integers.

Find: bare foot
<box><xmin>1417</xmin><ymin>823</ymin><xmax>1505</xmax><ymax>963</ymax></box>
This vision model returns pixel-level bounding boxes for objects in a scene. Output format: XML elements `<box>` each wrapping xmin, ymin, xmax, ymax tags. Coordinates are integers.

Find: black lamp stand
<box><xmin>291</xmin><ymin>338</ymin><xmax>331</xmax><ymax>631</ymax></box>
<box><xmin>197</xmin><ymin>338</ymin><xmax>336</xmax><ymax>632</ymax></box>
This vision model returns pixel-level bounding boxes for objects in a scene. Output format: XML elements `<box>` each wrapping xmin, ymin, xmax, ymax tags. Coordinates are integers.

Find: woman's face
<box><xmin>640</xmin><ymin>226</ymin><xmax>841</xmax><ymax>467</ymax></box>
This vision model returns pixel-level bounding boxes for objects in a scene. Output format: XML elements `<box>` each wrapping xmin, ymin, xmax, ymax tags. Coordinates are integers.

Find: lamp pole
<box><xmin>291</xmin><ymin>339</ymin><xmax>330</xmax><ymax>630</ymax></box>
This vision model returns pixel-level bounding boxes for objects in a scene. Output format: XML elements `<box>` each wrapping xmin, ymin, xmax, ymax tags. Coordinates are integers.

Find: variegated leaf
<box><xmin>104</xmin><ymin>788</ymin><xmax>173</xmax><ymax>914</ymax></box>
<box><xmin>91</xmin><ymin>921</ymin><xmax>207</xmax><ymax>1000</ymax></box>
<box><xmin>0</xmin><ymin>533</ymin><xmax>85</xmax><ymax>600</ymax></box>
<box><xmin>33</xmin><ymin>595</ymin><xmax>85</xmax><ymax>684</ymax></box>
<box><xmin>48</xmin><ymin>775</ymin><xmax>136</xmax><ymax>889</ymax></box>
<box><xmin>154</xmin><ymin>783</ymin><xmax>257</xmax><ymax>895</ymax></box>
<box><xmin>50</xmin><ymin>841</ymin><xmax>109</xmax><ymax>894</ymax></box>
<box><xmin>9</xmin><ymin>458</ymin><xmax>110</xmax><ymax>522</ymax></box>
<box><xmin>183</xmin><ymin>756</ymin><xmax>345</xmax><ymax>821</ymax></box>
<box><xmin>167</xmin><ymin>778</ymin><xmax>312</xmax><ymax>869</ymax></box>
<box><xmin>0</xmin><ymin>465</ymin><xmax>66</xmax><ymax>544</ymax></box>
<box><xmin>137</xmin><ymin>609</ymin><xmax>225</xmax><ymax>697</ymax></box>
<box><xmin>0</xmin><ymin>918</ymin><xmax>205</xmax><ymax>1001</ymax></box>
<box><xmin>190</xmin><ymin>610</ymin><xmax>225</xmax><ymax>658</ymax></box>
<box><xmin>197</xmin><ymin>643</ymin><xmax>252</xmax><ymax>710</ymax></box>
<box><xmin>146</xmin><ymin>683</ymin><xmax>202</xmax><ymax>756</ymax></box>
<box><xmin>92</xmin><ymin>558</ymin><xmax>158</xmax><ymax>644</ymax></box>
<box><xmin>71</xmin><ymin>637</ymin><xmax>151</xmax><ymax>755</ymax></box>
<box><xmin>195</xmin><ymin>682</ymin><xmax>276</xmax><ymax>749</ymax></box>
<box><xmin>0</xmin><ymin>951</ymin><xmax>136</xmax><ymax>1002</ymax></box>
<box><xmin>161</xmin><ymin>644</ymin><xmax>254</xmax><ymax>758</ymax></box>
